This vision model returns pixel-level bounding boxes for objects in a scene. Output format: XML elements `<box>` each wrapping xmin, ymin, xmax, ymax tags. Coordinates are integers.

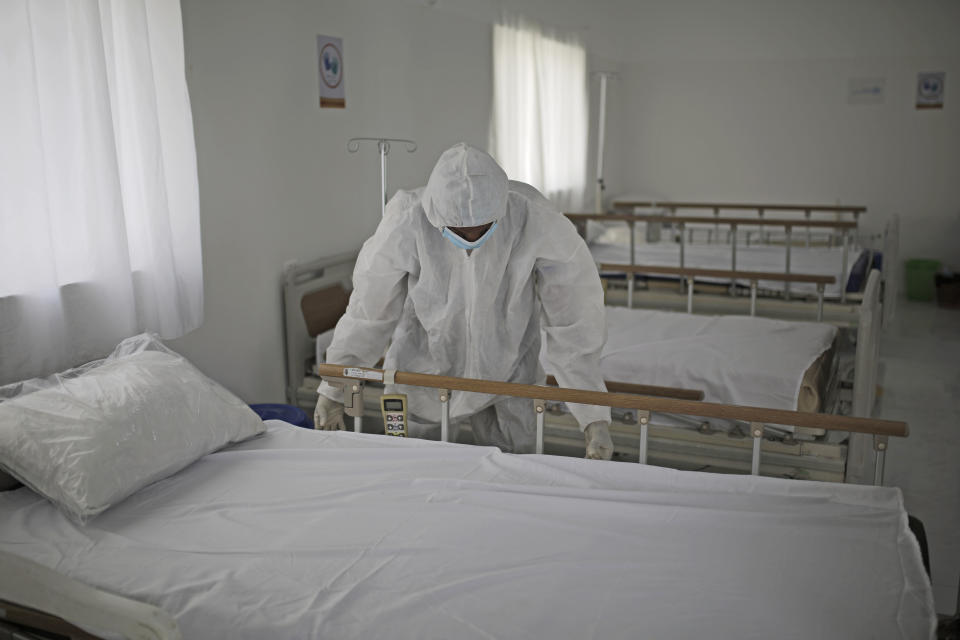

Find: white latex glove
<box><xmin>313</xmin><ymin>395</ymin><xmax>345</xmax><ymax>431</ymax></box>
<box><xmin>584</xmin><ymin>421</ymin><xmax>613</xmax><ymax>460</ymax></box>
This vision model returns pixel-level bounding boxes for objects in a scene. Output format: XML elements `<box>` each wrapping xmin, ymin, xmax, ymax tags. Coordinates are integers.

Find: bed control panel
<box><xmin>380</xmin><ymin>394</ymin><xmax>407</xmax><ymax>437</ymax></box>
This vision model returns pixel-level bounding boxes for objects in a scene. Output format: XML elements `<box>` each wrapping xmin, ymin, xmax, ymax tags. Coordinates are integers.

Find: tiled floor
<box><xmin>879</xmin><ymin>299</ymin><xmax>960</xmax><ymax>615</ymax></box>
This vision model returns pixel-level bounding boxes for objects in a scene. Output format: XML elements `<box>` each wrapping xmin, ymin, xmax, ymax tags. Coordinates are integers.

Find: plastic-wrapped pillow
<box><xmin>0</xmin><ymin>333</ymin><xmax>264</xmax><ymax>523</ymax></box>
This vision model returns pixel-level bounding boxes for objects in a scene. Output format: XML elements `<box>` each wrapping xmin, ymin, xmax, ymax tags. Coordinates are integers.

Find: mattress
<box><xmin>599</xmin><ymin>306</ymin><xmax>837</xmax><ymax>412</ymax></box>
<box><xmin>324</xmin><ymin>308</ymin><xmax>835</xmax><ymax>412</ymax></box>
<box><xmin>0</xmin><ymin>422</ymin><xmax>935</xmax><ymax>639</ymax></box>
<box><xmin>589</xmin><ymin>228</ymin><xmax>859</xmax><ymax>299</ymax></box>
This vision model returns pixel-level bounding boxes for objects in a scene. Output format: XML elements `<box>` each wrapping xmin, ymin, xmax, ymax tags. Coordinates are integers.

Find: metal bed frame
<box><xmin>598</xmin><ymin>263</ymin><xmax>836</xmax><ymax>320</ymax></box>
<box><xmin>534</xmin><ymin>269</ymin><xmax>885</xmax><ymax>482</ymax></box>
<box><xmin>565</xmin><ymin>204</ymin><xmax>899</xmax><ymax>326</ymax></box>
<box><xmin>610</xmin><ymin>200</ymin><xmax>866</xmax><ymax>247</ymax></box>
<box><xmin>568</xmin><ymin>212</ymin><xmax>861</xmax><ymax>305</ymax></box>
<box><xmin>282</xmin><ymin>252</ymin><xmax>359</xmax><ymax>406</ymax></box>
<box><xmin>282</xmin><ymin>254</ymin><xmax>885</xmax><ymax>481</ymax></box>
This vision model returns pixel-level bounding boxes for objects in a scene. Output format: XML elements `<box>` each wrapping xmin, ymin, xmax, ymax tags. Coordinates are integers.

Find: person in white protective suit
<box><xmin>314</xmin><ymin>143</ymin><xmax>613</xmax><ymax>459</ymax></box>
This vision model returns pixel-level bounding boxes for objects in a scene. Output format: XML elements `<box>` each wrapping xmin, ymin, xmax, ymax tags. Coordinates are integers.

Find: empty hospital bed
<box><xmin>0</xmin><ymin>336</ymin><xmax>935</xmax><ymax>639</ymax></box>
<box><xmin>566</xmin><ymin>203</ymin><xmax>899</xmax><ymax>326</ymax></box>
<box><xmin>547</xmin><ymin>269</ymin><xmax>885</xmax><ymax>483</ymax></box>
<box><xmin>284</xmin><ymin>253</ymin><xmax>883</xmax><ymax>483</ymax></box>
<box><xmin>611</xmin><ymin>199</ymin><xmax>868</xmax><ymax>246</ymax></box>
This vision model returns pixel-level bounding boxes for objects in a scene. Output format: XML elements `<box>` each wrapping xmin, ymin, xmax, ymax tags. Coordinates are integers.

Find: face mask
<box><xmin>441</xmin><ymin>221</ymin><xmax>498</xmax><ymax>250</ymax></box>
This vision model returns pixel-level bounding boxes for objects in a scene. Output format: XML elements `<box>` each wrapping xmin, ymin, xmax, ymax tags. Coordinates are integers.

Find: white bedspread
<box><xmin>0</xmin><ymin>423</ymin><xmax>934</xmax><ymax>639</ymax></box>
<box><xmin>589</xmin><ymin>234</ymin><xmax>856</xmax><ymax>298</ymax></box>
<box><xmin>601</xmin><ymin>306</ymin><xmax>837</xmax><ymax>410</ymax></box>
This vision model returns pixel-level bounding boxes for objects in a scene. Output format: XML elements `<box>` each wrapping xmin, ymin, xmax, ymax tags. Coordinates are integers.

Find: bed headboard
<box><xmin>282</xmin><ymin>252</ymin><xmax>358</xmax><ymax>404</ymax></box>
<box><xmin>300</xmin><ymin>285</ymin><xmax>351</xmax><ymax>338</ymax></box>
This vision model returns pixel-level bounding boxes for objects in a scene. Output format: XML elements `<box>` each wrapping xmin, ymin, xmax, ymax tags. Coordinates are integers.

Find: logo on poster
<box><xmin>916</xmin><ymin>72</ymin><xmax>945</xmax><ymax>109</ymax></box>
<box><xmin>321</xmin><ymin>43</ymin><xmax>343</xmax><ymax>89</ymax></box>
<box><xmin>919</xmin><ymin>76</ymin><xmax>941</xmax><ymax>100</ymax></box>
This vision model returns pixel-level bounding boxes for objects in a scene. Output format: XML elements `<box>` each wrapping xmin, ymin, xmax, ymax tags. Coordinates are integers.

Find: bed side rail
<box><xmin>567</xmin><ymin>212</ymin><xmax>856</xmax><ymax>305</ymax></box>
<box><xmin>610</xmin><ymin>200</ymin><xmax>866</xmax><ymax>214</ymax></box>
<box><xmin>317</xmin><ymin>363</ymin><xmax>906</xmax><ymax>485</ymax></box>
<box><xmin>544</xmin><ymin>374</ymin><xmax>704</xmax><ymax>401</ymax></box>
<box><xmin>599</xmin><ymin>262</ymin><xmax>835</xmax><ymax>319</ymax></box>
<box><xmin>567</xmin><ymin>213</ymin><xmax>858</xmax><ymax>229</ymax></box>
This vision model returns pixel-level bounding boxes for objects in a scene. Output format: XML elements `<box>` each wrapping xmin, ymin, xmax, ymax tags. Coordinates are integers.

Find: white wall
<box><xmin>171</xmin><ymin>0</ymin><xmax>493</xmax><ymax>403</ymax></box>
<box><xmin>606</xmin><ymin>1</ymin><xmax>960</xmax><ymax>271</ymax></box>
<box><xmin>616</xmin><ymin>57</ymin><xmax>960</xmax><ymax>265</ymax></box>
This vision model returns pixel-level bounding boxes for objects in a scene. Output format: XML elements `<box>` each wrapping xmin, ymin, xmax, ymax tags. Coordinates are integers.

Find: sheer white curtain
<box><xmin>491</xmin><ymin>18</ymin><xmax>588</xmax><ymax>211</ymax></box>
<box><xmin>0</xmin><ymin>0</ymin><xmax>202</xmax><ymax>385</ymax></box>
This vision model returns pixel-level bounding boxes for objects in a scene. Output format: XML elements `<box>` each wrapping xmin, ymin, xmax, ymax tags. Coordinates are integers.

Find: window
<box><xmin>0</xmin><ymin>0</ymin><xmax>202</xmax><ymax>384</ymax></box>
<box><xmin>491</xmin><ymin>18</ymin><xmax>588</xmax><ymax>211</ymax></box>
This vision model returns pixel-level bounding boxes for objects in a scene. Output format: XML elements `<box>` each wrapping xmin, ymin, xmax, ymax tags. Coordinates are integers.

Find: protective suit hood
<box><xmin>423</xmin><ymin>143</ymin><xmax>508</xmax><ymax>229</ymax></box>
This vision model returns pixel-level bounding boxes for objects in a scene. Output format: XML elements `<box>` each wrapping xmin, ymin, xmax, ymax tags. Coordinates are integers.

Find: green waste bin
<box><xmin>905</xmin><ymin>259</ymin><xmax>941</xmax><ymax>301</ymax></box>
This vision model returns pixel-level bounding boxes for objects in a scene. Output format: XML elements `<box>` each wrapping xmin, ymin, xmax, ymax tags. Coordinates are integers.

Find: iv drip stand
<box><xmin>591</xmin><ymin>72</ymin><xmax>616</xmax><ymax>213</ymax></box>
<box><xmin>347</xmin><ymin>137</ymin><xmax>417</xmax><ymax>217</ymax></box>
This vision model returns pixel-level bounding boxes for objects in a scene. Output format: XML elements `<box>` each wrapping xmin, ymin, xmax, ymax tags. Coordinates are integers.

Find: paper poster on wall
<box><xmin>847</xmin><ymin>77</ymin><xmax>885</xmax><ymax>105</ymax></box>
<box><xmin>916</xmin><ymin>72</ymin><xmax>945</xmax><ymax>110</ymax></box>
<box><xmin>317</xmin><ymin>35</ymin><xmax>345</xmax><ymax>108</ymax></box>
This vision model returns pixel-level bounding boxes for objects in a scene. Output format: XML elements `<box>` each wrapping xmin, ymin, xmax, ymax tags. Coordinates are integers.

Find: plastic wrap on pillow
<box><xmin>0</xmin><ymin>333</ymin><xmax>174</xmax><ymax>400</ymax></box>
<box><xmin>0</xmin><ymin>333</ymin><xmax>265</xmax><ymax>523</ymax></box>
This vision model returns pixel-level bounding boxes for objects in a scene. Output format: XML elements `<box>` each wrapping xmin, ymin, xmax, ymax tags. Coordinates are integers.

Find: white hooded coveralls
<box><xmin>319</xmin><ymin>144</ymin><xmax>610</xmax><ymax>453</ymax></box>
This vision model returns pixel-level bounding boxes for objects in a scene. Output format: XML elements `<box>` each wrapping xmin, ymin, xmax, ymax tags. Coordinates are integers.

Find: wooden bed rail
<box><xmin>565</xmin><ymin>213</ymin><xmax>858</xmax><ymax>229</ymax></box>
<box><xmin>599</xmin><ymin>263</ymin><xmax>836</xmax><ymax>285</ymax></box>
<box><xmin>544</xmin><ymin>375</ymin><xmax>704</xmax><ymax>401</ymax></box>
<box><xmin>611</xmin><ymin>201</ymin><xmax>867</xmax><ymax>215</ymax></box>
<box><xmin>316</xmin><ymin>363</ymin><xmax>907</xmax><ymax>438</ymax></box>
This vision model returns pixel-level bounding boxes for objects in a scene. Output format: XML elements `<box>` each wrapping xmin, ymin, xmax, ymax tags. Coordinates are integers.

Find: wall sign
<box><xmin>847</xmin><ymin>77</ymin><xmax>885</xmax><ymax>105</ymax></box>
<box><xmin>317</xmin><ymin>35</ymin><xmax>345</xmax><ymax>109</ymax></box>
<box><xmin>916</xmin><ymin>72</ymin><xmax>945</xmax><ymax>110</ymax></box>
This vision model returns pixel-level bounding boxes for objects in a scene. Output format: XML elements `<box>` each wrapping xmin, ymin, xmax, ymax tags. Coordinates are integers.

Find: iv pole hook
<box><xmin>347</xmin><ymin>137</ymin><xmax>417</xmax><ymax>218</ymax></box>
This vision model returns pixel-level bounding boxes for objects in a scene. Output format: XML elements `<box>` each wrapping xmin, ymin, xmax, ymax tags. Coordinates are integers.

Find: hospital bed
<box><xmin>544</xmin><ymin>269</ymin><xmax>885</xmax><ymax>483</ymax></box>
<box><xmin>0</xmin><ymin>342</ymin><xmax>935</xmax><ymax>639</ymax></box>
<box><xmin>610</xmin><ymin>200</ymin><xmax>867</xmax><ymax>252</ymax></box>
<box><xmin>611</xmin><ymin>200</ymin><xmax>868</xmax><ymax>246</ymax></box>
<box><xmin>571</xmin><ymin>213</ymin><xmax>864</xmax><ymax>301</ymax></box>
<box><xmin>283</xmin><ymin>254</ymin><xmax>883</xmax><ymax>483</ymax></box>
<box><xmin>566</xmin><ymin>205</ymin><xmax>899</xmax><ymax>326</ymax></box>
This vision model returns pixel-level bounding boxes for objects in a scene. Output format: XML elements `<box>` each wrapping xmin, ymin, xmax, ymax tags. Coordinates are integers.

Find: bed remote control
<box><xmin>380</xmin><ymin>394</ymin><xmax>407</xmax><ymax>437</ymax></box>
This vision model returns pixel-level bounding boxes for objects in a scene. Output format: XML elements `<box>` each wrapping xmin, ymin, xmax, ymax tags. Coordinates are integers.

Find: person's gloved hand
<box><xmin>584</xmin><ymin>421</ymin><xmax>613</xmax><ymax>460</ymax></box>
<box><xmin>313</xmin><ymin>395</ymin><xmax>345</xmax><ymax>431</ymax></box>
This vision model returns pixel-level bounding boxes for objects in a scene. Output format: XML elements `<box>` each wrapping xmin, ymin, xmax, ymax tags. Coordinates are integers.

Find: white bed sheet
<box><xmin>600</xmin><ymin>306</ymin><xmax>837</xmax><ymax>411</ymax></box>
<box><xmin>0</xmin><ymin>422</ymin><xmax>934</xmax><ymax>639</ymax></box>
<box><xmin>589</xmin><ymin>234</ymin><xmax>856</xmax><ymax>299</ymax></box>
